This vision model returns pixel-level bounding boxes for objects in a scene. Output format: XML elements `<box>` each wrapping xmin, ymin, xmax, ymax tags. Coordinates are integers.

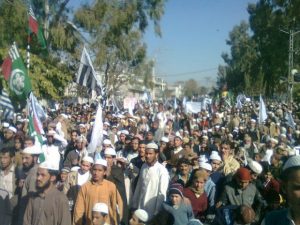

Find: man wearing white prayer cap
<box><xmin>0</xmin><ymin>125</ymin><xmax>16</xmax><ymax>149</ymax></box>
<box><xmin>129</xmin><ymin>209</ymin><xmax>148</xmax><ymax>225</ymax></box>
<box><xmin>73</xmin><ymin>157</ymin><xmax>123</xmax><ymax>225</ymax></box>
<box><xmin>63</xmin><ymin>156</ymin><xmax>93</xmax><ymax>213</ymax></box>
<box><xmin>210</xmin><ymin>151</ymin><xmax>222</xmax><ymax>172</ymax></box>
<box><xmin>23</xmin><ymin>160</ymin><xmax>71</xmax><ymax>225</ymax></box>
<box><xmin>247</xmin><ymin>159</ymin><xmax>263</xmax><ymax>181</ymax></box>
<box><xmin>92</xmin><ymin>203</ymin><xmax>109</xmax><ymax>225</ymax></box>
<box><xmin>199</xmin><ymin>161</ymin><xmax>216</xmax><ymax>209</ymax></box>
<box><xmin>132</xmin><ymin>141</ymin><xmax>169</xmax><ymax>220</ymax></box>
<box><xmin>21</xmin><ymin>145</ymin><xmax>43</xmax><ymax>198</ymax></box>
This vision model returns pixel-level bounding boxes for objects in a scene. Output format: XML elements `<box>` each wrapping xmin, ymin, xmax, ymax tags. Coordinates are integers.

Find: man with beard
<box><xmin>18</xmin><ymin>145</ymin><xmax>42</xmax><ymax>225</ymax></box>
<box><xmin>64</xmin><ymin>130</ymin><xmax>79</xmax><ymax>159</ymax></box>
<box><xmin>131</xmin><ymin>143</ymin><xmax>169</xmax><ymax>221</ymax></box>
<box><xmin>64</xmin><ymin>135</ymin><xmax>88</xmax><ymax>168</ymax></box>
<box><xmin>21</xmin><ymin>145</ymin><xmax>42</xmax><ymax>197</ymax></box>
<box><xmin>23</xmin><ymin>160</ymin><xmax>71</xmax><ymax>225</ymax></box>
<box><xmin>42</xmin><ymin>130</ymin><xmax>67</xmax><ymax>169</ymax></box>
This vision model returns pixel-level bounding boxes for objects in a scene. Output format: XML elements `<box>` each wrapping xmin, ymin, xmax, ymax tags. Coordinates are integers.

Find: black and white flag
<box><xmin>76</xmin><ymin>46</ymin><xmax>102</xmax><ymax>94</ymax></box>
<box><xmin>0</xmin><ymin>89</ymin><xmax>14</xmax><ymax>120</ymax></box>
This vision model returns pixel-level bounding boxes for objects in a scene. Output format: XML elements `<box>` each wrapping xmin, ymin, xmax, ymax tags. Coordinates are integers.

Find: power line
<box><xmin>158</xmin><ymin>67</ymin><xmax>218</xmax><ymax>77</ymax></box>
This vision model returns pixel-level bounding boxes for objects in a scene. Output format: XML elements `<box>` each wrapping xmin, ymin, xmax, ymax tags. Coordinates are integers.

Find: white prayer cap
<box><xmin>129</xmin><ymin>118</ymin><xmax>135</xmax><ymax>122</ymax></box>
<box><xmin>199</xmin><ymin>162</ymin><xmax>212</xmax><ymax>171</ymax></box>
<box><xmin>94</xmin><ymin>158</ymin><xmax>107</xmax><ymax>167</ymax></box>
<box><xmin>134</xmin><ymin>209</ymin><xmax>149</xmax><ymax>223</ymax></box>
<box><xmin>202</xmin><ymin>130</ymin><xmax>208</xmax><ymax>134</ymax></box>
<box><xmin>288</xmin><ymin>148</ymin><xmax>296</xmax><ymax>156</ymax></box>
<box><xmin>76</xmin><ymin>135</ymin><xmax>87</xmax><ymax>142</ymax></box>
<box><xmin>210</xmin><ymin>151</ymin><xmax>222</xmax><ymax>162</ymax></box>
<box><xmin>283</xmin><ymin>155</ymin><xmax>300</xmax><ymax>171</ymax></box>
<box><xmin>93</xmin><ymin>203</ymin><xmax>109</xmax><ymax>214</ymax></box>
<box><xmin>248</xmin><ymin>160</ymin><xmax>263</xmax><ymax>175</ymax></box>
<box><xmin>79</xmin><ymin>123</ymin><xmax>86</xmax><ymax>128</ymax></box>
<box><xmin>2</xmin><ymin>122</ymin><xmax>9</xmax><ymax>128</ymax></box>
<box><xmin>146</xmin><ymin>143</ymin><xmax>158</xmax><ymax>150</ymax></box>
<box><xmin>39</xmin><ymin>160</ymin><xmax>59</xmax><ymax>171</ymax></box>
<box><xmin>104</xmin><ymin>122</ymin><xmax>110</xmax><ymax>126</ymax></box>
<box><xmin>251</xmin><ymin>119</ymin><xmax>256</xmax><ymax>123</ymax></box>
<box><xmin>8</xmin><ymin>126</ymin><xmax>17</xmax><ymax>133</ymax></box>
<box><xmin>103</xmin><ymin>139</ymin><xmax>112</xmax><ymax>145</ymax></box>
<box><xmin>47</xmin><ymin>130</ymin><xmax>56</xmax><ymax>136</ymax></box>
<box><xmin>104</xmin><ymin>147</ymin><xmax>116</xmax><ymax>156</ymax></box>
<box><xmin>296</xmin><ymin>130</ymin><xmax>300</xmax><ymax>135</ymax></box>
<box><xmin>198</xmin><ymin>155</ymin><xmax>208</xmax><ymax>163</ymax></box>
<box><xmin>208</xmin><ymin>129</ymin><xmax>212</xmax><ymax>133</ymax></box>
<box><xmin>228</xmin><ymin>134</ymin><xmax>233</xmax><ymax>138</ymax></box>
<box><xmin>121</xmin><ymin>130</ymin><xmax>129</xmax><ymax>135</ymax></box>
<box><xmin>61</xmin><ymin>113</ymin><xmax>69</xmax><ymax>119</ymax></box>
<box><xmin>270</xmin><ymin>138</ymin><xmax>278</xmax><ymax>144</ymax></box>
<box><xmin>71</xmin><ymin>166</ymin><xmax>80</xmax><ymax>172</ymax></box>
<box><xmin>82</xmin><ymin>156</ymin><xmax>94</xmax><ymax>164</ymax></box>
<box><xmin>215</xmin><ymin>125</ymin><xmax>220</xmax><ymax>129</ymax></box>
<box><xmin>281</xmin><ymin>127</ymin><xmax>286</xmax><ymax>134</ymax></box>
<box><xmin>160</xmin><ymin>137</ymin><xmax>169</xmax><ymax>143</ymax></box>
<box><xmin>175</xmin><ymin>131</ymin><xmax>182</xmax><ymax>140</ymax></box>
<box><xmin>280</xmin><ymin>133</ymin><xmax>287</xmax><ymax>138</ymax></box>
<box><xmin>202</xmin><ymin>135</ymin><xmax>208</xmax><ymax>140</ymax></box>
<box><xmin>117</xmin><ymin>114</ymin><xmax>124</xmax><ymax>119</ymax></box>
<box><xmin>23</xmin><ymin>145</ymin><xmax>42</xmax><ymax>155</ymax></box>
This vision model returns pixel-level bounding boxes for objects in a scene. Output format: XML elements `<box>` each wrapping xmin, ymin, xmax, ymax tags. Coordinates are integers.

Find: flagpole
<box><xmin>27</xmin><ymin>6</ymin><xmax>30</xmax><ymax>75</ymax></box>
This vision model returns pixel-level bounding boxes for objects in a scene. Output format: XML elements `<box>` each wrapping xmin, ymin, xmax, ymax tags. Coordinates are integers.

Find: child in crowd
<box><xmin>150</xmin><ymin>183</ymin><xmax>194</xmax><ymax>225</ymax></box>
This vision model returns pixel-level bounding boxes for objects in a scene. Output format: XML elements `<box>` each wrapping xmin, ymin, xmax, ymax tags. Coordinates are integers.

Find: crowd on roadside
<box><xmin>1</xmin><ymin>98</ymin><xmax>300</xmax><ymax>225</ymax></box>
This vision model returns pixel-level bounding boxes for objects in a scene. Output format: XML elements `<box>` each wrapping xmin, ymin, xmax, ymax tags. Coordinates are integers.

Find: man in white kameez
<box><xmin>131</xmin><ymin>142</ymin><xmax>169</xmax><ymax>220</ymax></box>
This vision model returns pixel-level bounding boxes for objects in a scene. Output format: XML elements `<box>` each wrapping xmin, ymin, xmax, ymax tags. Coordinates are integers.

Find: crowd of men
<box><xmin>1</xmin><ymin>98</ymin><xmax>300</xmax><ymax>225</ymax></box>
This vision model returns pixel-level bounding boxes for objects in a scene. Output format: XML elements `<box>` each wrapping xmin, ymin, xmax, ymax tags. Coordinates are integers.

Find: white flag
<box><xmin>174</xmin><ymin>97</ymin><xmax>178</xmax><ymax>109</ymax></box>
<box><xmin>258</xmin><ymin>95</ymin><xmax>267</xmax><ymax>124</ymax></box>
<box><xmin>88</xmin><ymin>103</ymin><xmax>103</xmax><ymax>154</ymax></box>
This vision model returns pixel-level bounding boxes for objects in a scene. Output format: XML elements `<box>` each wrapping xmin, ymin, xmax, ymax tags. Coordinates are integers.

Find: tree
<box><xmin>217</xmin><ymin>21</ymin><xmax>263</xmax><ymax>96</ymax></box>
<box><xmin>73</xmin><ymin>0</ymin><xmax>166</xmax><ymax>97</ymax></box>
<box><xmin>217</xmin><ymin>0</ymin><xmax>300</xmax><ymax>98</ymax></box>
<box><xmin>0</xmin><ymin>0</ymin><xmax>82</xmax><ymax>100</ymax></box>
<box><xmin>183</xmin><ymin>79</ymin><xmax>199</xmax><ymax>97</ymax></box>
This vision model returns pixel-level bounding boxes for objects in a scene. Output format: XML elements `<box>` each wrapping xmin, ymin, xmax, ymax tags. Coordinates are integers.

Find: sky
<box><xmin>144</xmin><ymin>0</ymin><xmax>258</xmax><ymax>86</ymax></box>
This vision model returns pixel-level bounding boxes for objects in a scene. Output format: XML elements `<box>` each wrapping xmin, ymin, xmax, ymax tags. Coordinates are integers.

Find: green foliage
<box><xmin>0</xmin><ymin>0</ymin><xmax>166</xmax><ymax>100</ymax></box>
<box><xmin>183</xmin><ymin>79</ymin><xmax>197</xmax><ymax>97</ymax></box>
<box><xmin>218</xmin><ymin>0</ymin><xmax>300</xmax><ymax>98</ymax></box>
<box><xmin>0</xmin><ymin>0</ymin><xmax>81</xmax><ymax>100</ymax></box>
<box><xmin>73</xmin><ymin>0</ymin><xmax>166</xmax><ymax>96</ymax></box>
<box><xmin>0</xmin><ymin>48</ymin><xmax>72</xmax><ymax>101</ymax></box>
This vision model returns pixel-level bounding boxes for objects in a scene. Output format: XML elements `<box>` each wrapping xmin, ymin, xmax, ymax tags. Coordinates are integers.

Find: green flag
<box><xmin>6</xmin><ymin>43</ymin><xmax>32</xmax><ymax>99</ymax></box>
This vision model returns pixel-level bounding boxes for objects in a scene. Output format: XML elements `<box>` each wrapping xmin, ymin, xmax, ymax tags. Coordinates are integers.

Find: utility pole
<box><xmin>280</xmin><ymin>28</ymin><xmax>300</xmax><ymax>104</ymax></box>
